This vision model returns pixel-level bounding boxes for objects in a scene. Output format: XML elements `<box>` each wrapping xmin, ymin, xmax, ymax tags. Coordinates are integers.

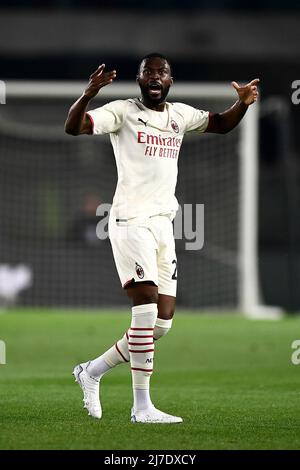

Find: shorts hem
<box><xmin>157</xmin><ymin>288</ymin><xmax>177</xmax><ymax>297</ymax></box>
<box><xmin>122</xmin><ymin>278</ymin><xmax>158</xmax><ymax>289</ymax></box>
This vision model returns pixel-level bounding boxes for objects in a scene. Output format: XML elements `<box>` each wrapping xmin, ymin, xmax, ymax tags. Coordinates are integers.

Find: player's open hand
<box><xmin>232</xmin><ymin>79</ymin><xmax>260</xmax><ymax>105</ymax></box>
<box><xmin>84</xmin><ymin>64</ymin><xmax>117</xmax><ymax>99</ymax></box>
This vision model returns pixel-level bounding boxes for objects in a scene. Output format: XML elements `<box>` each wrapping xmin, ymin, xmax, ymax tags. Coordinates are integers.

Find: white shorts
<box><xmin>108</xmin><ymin>212</ymin><xmax>177</xmax><ymax>297</ymax></box>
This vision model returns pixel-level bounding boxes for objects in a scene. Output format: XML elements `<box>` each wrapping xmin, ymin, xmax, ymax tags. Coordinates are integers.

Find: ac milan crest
<box><xmin>171</xmin><ymin>120</ymin><xmax>179</xmax><ymax>133</ymax></box>
<box><xmin>135</xmin><ymin>262</ymin><xmax>144</xmax><ymax>279</ymax></box>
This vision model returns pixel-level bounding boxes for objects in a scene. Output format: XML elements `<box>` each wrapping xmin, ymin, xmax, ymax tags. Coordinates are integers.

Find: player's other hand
<box><xmin>84</xmin><ymin>64</ymin><xmax>117</xmax><ymax>99</ymax></box>
<box><xmin>231</xmin><ymin>79</ymin><xmax>260</xmax><ymax>105</ymax></box>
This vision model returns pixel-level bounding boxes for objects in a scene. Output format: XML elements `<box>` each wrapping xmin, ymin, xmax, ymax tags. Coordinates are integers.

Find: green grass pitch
<box><xmin>0</xmin><ymin>309</ymin><xmax>300</xmax><ymax>450</ymax></box>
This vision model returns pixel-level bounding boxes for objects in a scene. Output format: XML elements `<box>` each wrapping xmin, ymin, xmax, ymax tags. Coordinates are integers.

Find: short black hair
<box><xmin>138</xmin><ymin>53</ymin><xmax>172</xmax><ymax>75</ymax></box>
<box><xmin>141</xmin><ymin>52</ymin><xmax>168</xmax><ymax>62</ymax></box>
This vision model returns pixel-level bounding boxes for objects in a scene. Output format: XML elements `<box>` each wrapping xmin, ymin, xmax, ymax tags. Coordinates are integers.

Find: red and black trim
<box><xmin>115</xmin><ymin>342</ymin><xmax>129</xmax><ymax>362</ymax></box>
<box><xmin>86</xmin><ymin>112</ymin><xmax>94</xmax><ymax>133</ymax></box>
<box><xmin>130</xmin><ymin>327</ymin><xmax>154</xmax><ymax>331</ymax></box>
<box><xmin>204</xmin><ymin>111</ymin><xmax>216</xmax><ymax>133</ymax></box>
<box><xmin>123</xmin><ymin>278</ymin><xmax>135</xmax><ymax>289</ymax></box>
<box><xmin>122</xmin><ymin>279</ymin><xmax>158</xmax><ymax>289</ymax></box>
<box><xmin>131</xmin><ymin>367</ymin><xmax>153</xmax><ymax>373</ymax></box>
<box><xmin>128</xmin><ymin>342</ymin><xmax>154</xmax><ymax>346</ymax></box>
<box><xmin>129</xmin><ymin>334</ymin><xmax>153</xmax><ymax>338</ymax></box>
<box><xmin>128</xmin><ymin>349</ymin><xmax>154</xmax><ymax>353</ymax></box>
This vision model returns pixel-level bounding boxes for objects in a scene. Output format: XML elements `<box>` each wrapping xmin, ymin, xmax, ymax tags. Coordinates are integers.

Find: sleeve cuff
<box><xmin>204</xmin><ymin>111</ymin><xmax>213</xmax><ymax>133</ymax></box>
<box><xmin>86</xmin><ymin>112</ymin><xmax>95</xmax><ymax>134</ymax></box>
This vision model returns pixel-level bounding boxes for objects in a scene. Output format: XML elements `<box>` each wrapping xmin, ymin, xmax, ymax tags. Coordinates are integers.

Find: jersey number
<box><xmin>172</xmin><ymin>260</ymin><xmax>177</xmax><ymax>280</ymax></box>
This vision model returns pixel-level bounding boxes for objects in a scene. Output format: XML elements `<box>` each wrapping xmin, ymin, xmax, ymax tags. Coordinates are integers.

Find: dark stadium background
<box><xmin>2</xmin><ymin>0</ymin><xmax>300</xmax><ymax>455</ymax></box>
<box><xmin>0</xmin><ymin>0</ymin><xmax>300</xmax><ymax>311</ymax></box>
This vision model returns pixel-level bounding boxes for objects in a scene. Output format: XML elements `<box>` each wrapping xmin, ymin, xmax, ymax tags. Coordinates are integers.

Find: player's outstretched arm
<box><xmin>64</xmin><ymin>64</ymin><xmax>117</xmax><ymax>135</ymax></box>
<box><xmin>206</xmin><ymin>78</ymin><xmax>259</xmax><ymax>134</ymax></box>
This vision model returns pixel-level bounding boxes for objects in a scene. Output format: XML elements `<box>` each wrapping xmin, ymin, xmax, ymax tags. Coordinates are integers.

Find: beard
<box><xmin>139</xmin><ymin>83</ymin><xmax>171</xmax><ymax>105</ymax></box>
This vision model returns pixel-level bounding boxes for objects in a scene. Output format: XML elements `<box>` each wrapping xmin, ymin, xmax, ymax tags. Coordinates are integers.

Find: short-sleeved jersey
<box><xmin>87</xmin><ymin>98</ymin><xmax>209</xmax><ymax>219</ymax></box>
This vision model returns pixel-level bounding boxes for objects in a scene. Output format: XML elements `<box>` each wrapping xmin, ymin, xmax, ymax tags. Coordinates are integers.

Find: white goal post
<box><xmin>3</xmin><ymin>81</ymin><xmax>279</xmax><ymax>317</ymax></box>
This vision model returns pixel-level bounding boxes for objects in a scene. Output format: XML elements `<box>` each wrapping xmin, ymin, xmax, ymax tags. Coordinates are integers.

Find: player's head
<box><xmin>137</xmin><ymin>53</ymin><xmax>173</xmax><ymax>104</ymax></box>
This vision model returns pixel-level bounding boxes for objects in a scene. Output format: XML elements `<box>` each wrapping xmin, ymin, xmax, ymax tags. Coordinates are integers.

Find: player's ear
<box><xmin>170</xmin><ymin>76</ymin><xmax>174</xmax><ymax>85</ymax></box>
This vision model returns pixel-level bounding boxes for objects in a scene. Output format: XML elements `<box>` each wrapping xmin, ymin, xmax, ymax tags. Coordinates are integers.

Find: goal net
<box><xmin>0</xmin><ymin>81</ymin><xmax>261</xmax><ymax>314</ymax></box>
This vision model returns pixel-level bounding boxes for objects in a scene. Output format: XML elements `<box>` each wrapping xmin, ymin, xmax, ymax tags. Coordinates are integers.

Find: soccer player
<box><xmin>65</xmin><ymin>53</ymin><xmax>259</xmax><ymax>424</ymax></box>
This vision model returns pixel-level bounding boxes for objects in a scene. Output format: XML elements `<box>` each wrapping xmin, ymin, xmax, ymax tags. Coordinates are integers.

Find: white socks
<box><xmin>86</xmin><ymin>305</ymin><xmax>173</xmax><ymax>412</ymax></box>
<box><xmin>128</xmin><ymin>304</ymin><xmax>157</xmax><ymax>412</ymax></box>
<box><xmin>153</xmin><ymin>317</ymin><xmax>173</xmax><ymax>341</ymax></box>
<box><xmin>114</xmin><ymin>316</ymin><xmax>173</xmax><ymax>364</ymax></box>
<box><xmin>87</xmin><ymin>315</ymin><xmax>173</xmax><ymax>379</ymax></box>
<box><xmin>129</xmin><ymin>303</ymin><xmax>157</xmax><ymax>388</ymax></box>
<box><xmin>133</xmin><ymin>388</ymin><xmax>153</xmax><ymax>411</ymax></box>
<box><xmin>86</xmin><ymin>352</ymin><xmax>116</xmax><ymax>379</ymax></box>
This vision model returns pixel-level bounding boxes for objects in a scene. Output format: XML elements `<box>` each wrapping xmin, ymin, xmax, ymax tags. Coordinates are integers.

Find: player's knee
<box><xmin>157</xmin><ymin>295</ymin><xmax>176</xmax><ymax>320</ymax></box>
<box><xmin>160</xmin><ymin>306</ymin><xmax>175</xmax><ymax>320</ymax></box>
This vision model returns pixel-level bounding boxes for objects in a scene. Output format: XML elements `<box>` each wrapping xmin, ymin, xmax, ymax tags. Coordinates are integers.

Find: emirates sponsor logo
<box><xmin>137</xmin><ymin>131</ymin><xmax>182</xmax><ymax>159</ymax></box>
<box><xmin>137</xmin><ymin>131</ymin><xmax>181</xmax><ymax>148</ymax></box>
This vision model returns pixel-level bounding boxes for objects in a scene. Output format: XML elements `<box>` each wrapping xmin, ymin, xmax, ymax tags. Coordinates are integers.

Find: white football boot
<box><xmin>131</xmin><ymin>406</ymin><xmax>183</xmax><ymax>424</ymax></box>
<box><xmin>73</xmin><ymin>361</ymin><xmax>101</xmax><ymax>419</ymax></box>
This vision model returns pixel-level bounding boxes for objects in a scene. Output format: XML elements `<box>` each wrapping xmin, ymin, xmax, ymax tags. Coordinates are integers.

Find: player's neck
<box><xmin>139</xmin><ymin>97</ymin><xmax>166</xmax><ymax>112</ymax></box>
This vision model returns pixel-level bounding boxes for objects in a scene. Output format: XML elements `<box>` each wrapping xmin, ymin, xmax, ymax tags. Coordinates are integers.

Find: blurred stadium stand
<box><xmin>0</xmin><ymin>89</ymin><xmax>244</xmax><ymax>309</ymax></box>
<box><xmin>0</xmin><ymin>1</ymin><xmax>299</xmax><ymax>9</ymax></box>
<box><xmin>1</xmin><ymin>2</ymin><xmax>300</xmax><ymax>310</ymax></box>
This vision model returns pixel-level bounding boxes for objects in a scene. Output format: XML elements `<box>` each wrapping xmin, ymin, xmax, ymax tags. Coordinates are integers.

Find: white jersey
<box><xmin>87</xmin><ymin>98</ymin><xmax>209</xmax><ymax>219</ymax></box>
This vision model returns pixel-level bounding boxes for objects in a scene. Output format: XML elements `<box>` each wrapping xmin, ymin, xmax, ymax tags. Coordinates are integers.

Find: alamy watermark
<box><xmin>291</xmin><ymin>340</ymin><xmax>300</xmax><ymax>365</ymax></box>
<box><xmin>96</xmin><ymin>203</ymin><xmax>204</xmax><ymax>251</ymax></box>
<box><xmin>0</xmin><ymin>340</ymin><xmax>6</xmax><ymax>364</ymax></box>
<box><xmin>0</xmin><ymin>80</ymin><xmax>6</xmax><ymax>104</ymax></box>
<box><xmin>291</xmin><ymin>80</ymin><xmax>300</xmax><ymax>105</ymax></box>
